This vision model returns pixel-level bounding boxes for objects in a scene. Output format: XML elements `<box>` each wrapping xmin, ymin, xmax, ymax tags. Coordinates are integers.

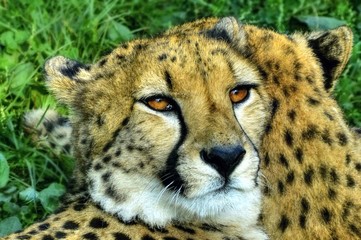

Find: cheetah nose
<box><xmin>200</xmin><ymin>145</ymin><xmax>246</xmax><ymax>178</ymax></box>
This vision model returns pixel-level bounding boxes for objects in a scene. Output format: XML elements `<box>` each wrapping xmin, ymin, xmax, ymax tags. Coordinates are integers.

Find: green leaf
<box><xmin>10</xmin><ymin>62</ymin><xmax>35</xmax><ymax>94</ymax></box>
<box><xmin>38</xmin><ymin>183</ymin><xmax>66</xmax><ymax>212</ymax></box>
<box><xmin>0</xmin><ymin>153</ymin><xmax>9</xmax><ymax>188</ymax></box>
<box><xmin>0</xmin><ymin>53</ymin><xmax>19</xmax><ymax>69</ymax></box>
<box><xmin>19</xmin><ymin>187</ymin><xmax>39</xmax><ymax>202</ymax></box>
<box><xmin>295</xmin><ymin>16</ymin><xmax>347</xmax><ymax>30</ymax></box>
<box><xmin>108</xmin><ymin>22</ymin><xmax>134</xmax><ymax>41</ymax></box>
<box><xmin>14</xmin><ymin>30</ymin><xmax>30</xmax><ymax>45</ymax></box>
<box><xmin>0</xmin><ymin>216</ymin><xmax>22</xmax><ymax>237</ymax></box>
<box><xmin>2</xmin><ymin>202</ymin><xmax>20</xmax><ymax>214</ymax></box>
<box><xmin>0</xmin><ymin>31</ymin><xmax>17</xmax><ymax>50</ymax></box>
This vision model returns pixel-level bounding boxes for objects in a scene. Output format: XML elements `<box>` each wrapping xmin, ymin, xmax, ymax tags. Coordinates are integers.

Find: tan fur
<box><xmin>5</xmin><ymin>17</ymin><xmax>361</xmax><ymax>240</ymax></box>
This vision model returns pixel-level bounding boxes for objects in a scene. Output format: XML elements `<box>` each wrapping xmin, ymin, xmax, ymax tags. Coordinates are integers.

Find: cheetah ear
<box><xmin>44</xmin><ymin>56</ymin><xmax>92</xmax><ymax>105</ymax></box>
<box><xmin>205</xmin><ymin>17</ymin><xmax>247</xmax><ymax>48</ymax></box>
<box><xmin>306</xmin><ymin>26</ymin><xmax>353</xmax><ymax>92</ymax></box>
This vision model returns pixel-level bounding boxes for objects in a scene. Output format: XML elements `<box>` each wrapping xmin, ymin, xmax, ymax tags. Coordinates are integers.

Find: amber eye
<box><xmin>146</xmin><ymin>97</ymin><xmax>174</xmax><ymax>111</ymax></box>
<box><xmin>229</xmin><ymin>86</ymin><xmax>250</xmax><ymax>104</ymax></box>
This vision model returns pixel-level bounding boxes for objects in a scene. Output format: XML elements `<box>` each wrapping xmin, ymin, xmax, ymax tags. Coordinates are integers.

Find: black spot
<box><xmin>113</xmin><ymin>232</ymin><xmax>131</xmax><ymax>240</ymax></box>
<box><xmin>295</xmin><ymin>148</ymin><xmax>303</xmax><ymax>164</ymax></box>
<box><xmin>112</xmin><ymin>162</ymin><xmax>121</xmax><ymax>168</ymax></box>
<box><xmin>330</xmin><ymin>168</ymin><xmax>339</xmax><ymax>184</ymax></box>
<box><xmin>304</xmin><ymin>168</ymin><xmax>314</xmax><ymax>185</ymax></box>
<box><xmin>205</xmin><ymin>27</ymin><xmax>232</xmax><ymax>43</ymax></box>
<box><xmin>321</xmin><ymin>208</ymin><xmax>332</xmax><ymax>224</ymax></box>
<box><xmin>115</xmin><ymin>149</ymin><xmax>121</xmax><ymax>157</ymax></box>
<box><xmin>63</xmin><ymin>220</ymin><xmax>79</xmax><ymax>229</ymax></box>
<box><xmin>278</xmin><ymin>215</ymin><xmax>290</xmax><ymax>232</ymax></box>
<box><xmin>102</xmin><ymin>172</ymin><xmax>111</xmax><ymax>182</ymax></box>
<box><xmin>286</xmin><ymin>171</ymin><xmax>295</xmax><ymax>184</ymax></box>
<box><xmin>122</xmin><ymin>117</ymin><xmax>129</xmax><ymax>127</ymax></box>
<box><xmin>284</xmin><ymin>129</ymin><xmax>294</xmax><ymax>146</ymax></box>
<box><xmin>63</xmin><ymin>144</ymin><xmax>71</xmax><ymax>153</ymax></box>
<box><xmin>158</xmin><ymin>53</ymin><xmax>167</xmax><ymax>61</ymax></box>
<box><xmin>328</xmin><ymin>188</ymin><xmax>337</xmax><ymax>200</ymax></box>
<box><xmin>96</xmin><ymin>115</ymin><xmax>105</xmax><ymax>127</ymax></box>
<box><xmin>44</xmin><ymin>121</ymin><xmax>54</xmax><ymax>133</ymax></box>
<box><xmin>174</xmin><ymin>225</ymin><xmax>196</xmax><ymax>234</ymax></box>
<box><xmin>59</xmin><ymin>60</ymin><xmax>89</xmax><ymax>79</ymax></box>
<box><xmin>302</xmin><ymin>124</ymin><xmax>319</xmax><ymax>140</ymax></box>
<box><xmin>73</xmin><ymin>202</ymin><xmax>87</xmax><ymax>211</ymax></box>
<box><xmin>301</xmin><ymin>198</ymin><xmax>310</xmax><ymax>213</ymax></box>
<box><xmin>171</xmin><ymin>56</ymin><xmax>177</xmax><ymax>62</ymax></box>
<box><xmin>278</xmin><ymin>180</ymin><xmax>285</xmax><ymax>194</ymax></box>
<box><xmin>265</xmin><ymin>123</ymin><xmax>272</xmax><ymax>134</ymax></box>
<box><xmin>38</xmin><ymin>223</ymin><xmax>50</xmax><ymax>230</ymax></box>
<box><xmin>282</xmin><ymin>86</ymin><xmax>289</xmax><ymax>96</ymax></box>
<box><xmin>103</xmin><ymin>141</ymin><xmax>114</xmax><ymax>153</ymax></box>
<box><xmin>42</xmin><ymin>235</ymin><xmax>54</xmax><ymax>240</ymax></box>
<box><xmin>321</xmin><ymin>129</ymin><xmax>333</xmax><ymax>145</ymax></box>
<box><xmin>279</xmin><ymin>154</ymin><xmax>289</xmax><ymax>168</ymax></box>
<box><xmin>55</xmin><ymin>231</ymin><xmax>67</xmax><ymax>238</ymax></box>
<box><xmin>263</xmin><ymin>185</ymin><xmax>271</xmax><ymax>196</ymax></box>
<box><xmin>299</xmin><ymin>214</ymin><xmax>307</xmax><ymax>228</ymax></box>
<box><xmin>346</xmin><ymin>154</ymin><xmax>351</xmax><ymax>165</ymax></box>
<box><xmin>163</xmin><ymin>237</ymin><xmax>179</xmax><ymax>240</ymax></box>
<box><xmin>349</xmin><ymin>224</ymin><xmax>361</xmax><ymax>236</ymax></box>
<box><xmin>200</xmin><ymin>223</ymin><xmax>221</xmax><ymax>232</ymax></box>
<box><xmin>89</xmin><ymin>217</ymin><xmax>109</xmax><ymax>229</ymax></box>
<box><xmin>319</xmin><ymin>164</ymin><xmax>327</xmax><ymax>181</ymax></box>
<box><xmin>102</xmin><ymin>155</ymin><xmax>112</xmax><ymax>163</ymax></box>
<box><xmin>17</xmin><ymin>235</ymin><xmax>31</xmax><ymax>239</ymax></box>
<box><xmin>346</xmin><ymin>175</ymin><xmax>356</xmax><ymax>187</ymax></box>
<box><xmin>307</xmin><ymin>97</ymin><xmax>320</xmax><ymax>106</ymax></box>
<box><xmin>355</xmin><ymin>163</ymin><xmax>361</xmax><ymax>172</ymax></box>
<box><xmin>287</xmin><ymin>110</ymin><xmax>296</xmax><ymax>121</ymax></box>
<box><xmin>83</xmin><ymin>232</ymin><xmax>99</xmax><ymax>240</ymax></box>
<box><xmin>324</xmin><ymin>111</ymin><xmax>334</xmax><ymax>121</ymax></box>
<box><xmin>264</xmin><ymin>153</ymin><xmax>270</xmax><ymax>167</ymax></box>
<box><xmin>99</xmin><ymin>58</ymin><xmax>107</xmax><ymax>67</ymax></box>
<box><xmin>93</xmin><ymin>163</ymin><xmax>103</xmax><ymax>171</ymax></box>
<box><xmin>164</xmin><ymin>71</ymin><xmax>173</xmax><ymax>89</ymax></box>
<box><xmin>336</xmin><ymin>132</ymin><xmax>348</xmax><ymax>146</ymax></box>
<box><xmin>271</xmin><ymin>98</ymin><xmax>279</xmax><ymax>118</ymax></box>
<box><xmin>342</xmin><ymin>201</ymin><xmax>353</xmax><ymax>220</ymax></box>
<box><xmin>105</xmin><ymin>187</ymin><xmax>125</xmax><ymax>201</ymax></box>
<box><xmin>28</xmin><ymin>230</ymin><xmax>38</xmax><ymax>235</ymax></box>
<box><xmin>141</xmin><ymin>235</ymin><xmax>156</xmax><ymax>240</ymax></box>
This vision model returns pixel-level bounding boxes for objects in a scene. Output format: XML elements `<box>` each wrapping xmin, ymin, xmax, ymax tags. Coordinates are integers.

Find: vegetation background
<box><xmin>0</xmin><ymin>0</ymin><xmax>360</xmax><ymax>236</ymax></box>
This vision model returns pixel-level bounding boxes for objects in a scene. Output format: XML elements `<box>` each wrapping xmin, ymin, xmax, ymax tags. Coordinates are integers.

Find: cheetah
<box><xmin>5</xmin><ymin>16</ymin><xmax>361</xmax><ymax>239</ymax></box>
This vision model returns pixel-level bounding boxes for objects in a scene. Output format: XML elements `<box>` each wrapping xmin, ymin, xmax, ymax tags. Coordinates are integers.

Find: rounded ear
<box><xmin>205</xmin><ymin>17</ymin><xmax>248</xmax><ymax>49</ymax></box>
<box><xmin>306</xmin><ymin>26</ymin><xmax>353</xmax><ymax>92</ymax></box>
<box><xmin>44</xmin><ymin>56</ymin><xmax>92</xmax><ymax>105</ymax></box>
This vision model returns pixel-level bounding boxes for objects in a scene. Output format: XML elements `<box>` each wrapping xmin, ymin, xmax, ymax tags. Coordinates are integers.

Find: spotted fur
<box><xmin>6</xmin><ymin>16</ymin><xmax>361</xmax><ymax>239</ymax></box>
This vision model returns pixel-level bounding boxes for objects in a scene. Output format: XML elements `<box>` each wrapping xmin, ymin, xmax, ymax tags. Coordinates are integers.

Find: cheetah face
<box><xmin>45</xmin><ymin>18</ymin><xmax>269</xmax><ymax>227</ymax></box>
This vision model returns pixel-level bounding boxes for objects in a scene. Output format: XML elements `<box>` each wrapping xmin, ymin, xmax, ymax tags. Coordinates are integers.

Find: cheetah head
<box><xmin>44</xmin><ymin>17</ymin><xmax>352</xmax><ymax>229</ymax></box>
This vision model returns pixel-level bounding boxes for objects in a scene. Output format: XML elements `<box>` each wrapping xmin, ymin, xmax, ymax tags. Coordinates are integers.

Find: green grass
<box><xmin>0</xmin><ymin>0</ymin><xmax>360</xmax><ymax>235</ymax></box>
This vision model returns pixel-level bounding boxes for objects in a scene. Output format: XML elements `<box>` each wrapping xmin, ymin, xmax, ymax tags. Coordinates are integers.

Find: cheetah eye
<box><xmin>229</xmin><ymin>85</ymin><xmax>250</xmax><ymax>104</ymax></box>
<box><xmin>144</xmin><ymin>96</ymin><xmax>174</xmax><ymax>111</ymax></box>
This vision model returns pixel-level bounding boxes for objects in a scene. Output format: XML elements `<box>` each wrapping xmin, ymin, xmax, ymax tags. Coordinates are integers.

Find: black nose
<box><xmin>200</xmin><ymin>145</ymin><xmax>246</xmax><ymax>178</ymax></box>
